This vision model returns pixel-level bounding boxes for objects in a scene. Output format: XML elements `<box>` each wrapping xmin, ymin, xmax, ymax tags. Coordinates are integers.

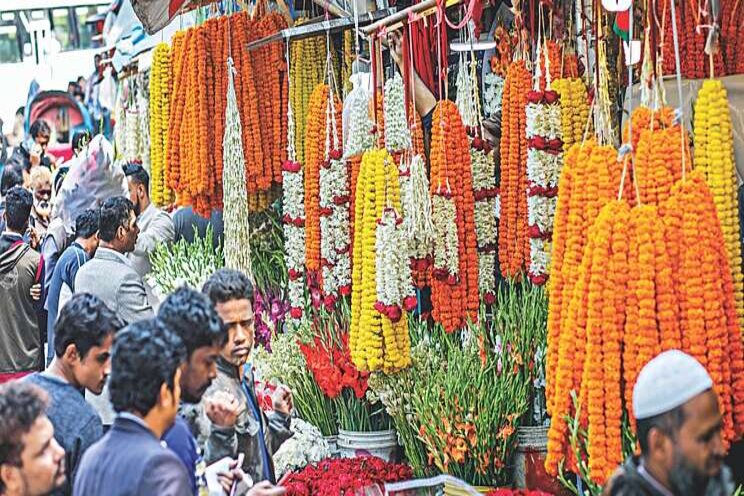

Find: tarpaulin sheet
<box><xmin>131</xmin><ymin>0</ymin><xmax>189</xmax><ymax>34</ymax></box>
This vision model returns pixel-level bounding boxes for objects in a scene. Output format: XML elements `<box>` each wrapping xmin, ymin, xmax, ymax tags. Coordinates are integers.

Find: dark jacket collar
<box><xmin>216</xmin><ymin>355</ymin><xmax>243</xmax><ymax>380</ymax></box>
<box><xmin>112</xmin><ymin>413</ymin><xmax>157</xmax><ymax>440</ymax></box>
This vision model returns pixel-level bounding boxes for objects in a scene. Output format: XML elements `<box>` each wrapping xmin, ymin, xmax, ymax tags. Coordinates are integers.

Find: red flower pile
<box><xmin>281</xmin><ymin>456</ymin><xmax>412</xmax><ymax>496</ymax></box>
<box><xmin>299</xmin><ymin>333</ymin><xmax>369</xmax><ymax>399</ymax></box>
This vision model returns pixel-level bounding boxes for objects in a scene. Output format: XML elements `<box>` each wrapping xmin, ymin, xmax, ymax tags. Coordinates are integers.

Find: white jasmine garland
<box><xmin>529</xmin><ymin>237</ymin><xmax>551</xmax><ymax>279</ymax></box>
<box><xmin>273</xmin><ymin>419</ymin><xmax>332</xmax><ymax>479</ymax></box>
<box><xmin>474</xmin><ymin>199</ymin><xmax>498</xmax><ymax>247</ymax></box>
<box><xmin>319</xmin><ymin>157</ymin><xmax>351</xmax><ymax>296</ymax></box>
<box><xmin>432</xmin><ymin>194</ymin><xmax>459</xmax><ymax>277</ymax></box>
<box><xmin>375</xmin><ymin>209</ymin><xmax>402</xmax><ymax>305</ymax></box>
<box><xmin>477</xmin><ymin>252</ymin><xmax>497</xmax><ymax>294</ymax></box>
<box><xmin>526</xmin><ymin>149</ymin><xmax>563</xmax><ymax>188</ymax></box>
<box><xmin>383</xmin><ymin>73</ymin><xmax>412</xmax><ymax>152</ymax></box>
<box><xmin>455</xmin><ymin>53</ymin><xmax>480</xmax><ymax>128</ymax></box>
<box><xmin>483</xmin><ymin>73</ymin><xmax>505</xmax><ymax>118</ymax></box>
<box><xmin>527</xmin><ymin>196</ymin><xmax>558</xmax><ymax>233</ymax></box>
<box><xmin>401</xmin><ymin>154</ymin><xmax>434</xmax><ymax>260</ymax></box>
<box><xmin>282</xmin><ymin>170</ymin><xmax>305</xmax><ymax>219</ymax></box>
<box><xmin>344</xmin><ymin>86</ymin><xmax>375</xmax><ymax>158</ymax></box>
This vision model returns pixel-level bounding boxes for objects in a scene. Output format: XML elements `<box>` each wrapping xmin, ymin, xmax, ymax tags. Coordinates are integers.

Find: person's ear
<box><xmin>648</xmin><ymin>426</ymin><xmax>674</xmax><ymax>466</ymax></box>
<box><xmin>0</xmin><ymin>464</ymin><xmax>21</xmax><ymax>493</ymax></box>
<box><xmin>63</xmin><ymin>343</ymin><xmax>81</xmax><ymax>364</ymax></box>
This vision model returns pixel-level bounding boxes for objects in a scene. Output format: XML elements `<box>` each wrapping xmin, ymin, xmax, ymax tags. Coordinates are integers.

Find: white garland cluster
<box><xmin>525</xmin><ymin>92</ymin><xmax>563</xmax><ymax>286</ymax></box>
<box><xmin>344</xmin><ymin>87</ymin><xmax>375</xmax><ymax>157</ymax></box>
<box><xmin>471</xmin><ymin>146</ymin><xmax>498</xmax><ymax>298</ymax></box>
<box><xmin>383</xmin><ymin>74</ymin><xmax>412</xmax><ymax>152</ymax></box>
<box><xmin>432</xmin><ymin>194</ymin><xmax>459</xmax><ymax>277</ymax></box>
<box><xmin>483</xmin><ymin>73</ymin><xmax>505</xmax><ymax>119</ymax></box>
<box><xmin>319</xmin><ymin>157</ymin><xmax>351</xmax><ymax>297</ymax></box>
<box><xmin>455</xmin><ymin>54</ymin><xmax>480</xmax><ymax>128</ymax></box>
<box><xmin>400</xmin><ymin>154</ymin><xmax>434</xmax><ymax>260</ymax></box>
<box><xmin>375</xmin><ymin>208</ymin><xmax>414</xmax><ymax>307</ymax></box>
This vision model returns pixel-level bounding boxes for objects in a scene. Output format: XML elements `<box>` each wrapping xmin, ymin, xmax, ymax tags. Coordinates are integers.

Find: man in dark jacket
<box><xmin>73</xmin><ymin>319</ymin><xmax>190</xmax><ymax>496</ymax></box>
<box><xmin>7</xmin><ymin>119</ymin><xmax>53</xmax><ymax>177</ymax></box>
<box><xmin>194</xmin><ymin>269</ymin><xmax>293</xmax><ymax>486</ymax></box>
<box><xmin>0</xmin><ymin>165</ymin><xmax>24</xmax><ymax>234</ymax></box>
<box><xmin>604</xmin><ymin>351</ymin><xmax>735</xmax><ymax>496</ymax></box>
<box><xmin>0</xmin><ymin>187</ymin><xmax>45</xmax><ymax>384</ymax></box>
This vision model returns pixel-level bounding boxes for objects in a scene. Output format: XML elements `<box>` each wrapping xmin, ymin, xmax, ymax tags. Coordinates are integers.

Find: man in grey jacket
<box><xmin>191</xmin><ymin>269</ymin><xmax>293</xmax><ymax>486</ymax></box>
<box><xmin>74</xmin><ymin>196</ymin><xmax>154</xmax><ymax>427</ymax></box>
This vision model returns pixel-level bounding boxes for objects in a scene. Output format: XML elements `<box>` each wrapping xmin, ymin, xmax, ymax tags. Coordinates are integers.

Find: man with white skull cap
<box><xmin>603</xmin><ymin>350</ymin><xmax>735</xmax><ymax>496</ymax></box>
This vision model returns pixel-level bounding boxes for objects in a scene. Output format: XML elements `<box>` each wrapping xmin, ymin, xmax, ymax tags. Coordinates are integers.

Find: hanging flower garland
<box><xmin>149</xmin><ymin>42</ymin><xmax>173</xmax><ymax>206</ymax></box>
<box><xmin>400</xmin><ymin>154</ymin><xmax>434</xmax><ymax>290</ymax></box>
<box><xmin>383</xmin><ymin>73</ymin><xmax>412</xmax><ymax>152</ymax></box>
<box><xmin>350</xmin><ymin>148</ymin><xmax>412</xmax><ymax>373</ymax></box>
<box><xmin>289</xmin><ymin>29</ymin><xmax>326</xmax><ymax>165</ymax></box>
<box><xmin>222</xmin><ymin>57</ymin><xmax>252</xmax><ymax>279</ymax></box>
<box><xmin>693</xmin><ymin>79</ymin><xmax>744</xmax><ymax>327</ymax></box>
<box><xmin>551</xmin><ymin>78</ymin><xmax>590</xmax><ymax>152</ymax></box>
<box><xmin>525</xmin><ymin>88</ymin><xmax>563</xmax><ymax>286</ymax></box>
<box><xmin>429</xmin><ymin>100</ymin><xmax>479</xmax><ymax>332</ymax></box>
<box><xmin>498</xmin><ymin>60</ymin><xmax>531</xmax><ymax>279</ymax></box>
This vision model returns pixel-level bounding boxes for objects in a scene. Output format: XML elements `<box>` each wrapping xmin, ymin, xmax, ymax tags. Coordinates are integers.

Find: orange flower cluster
<box><xmin>304</xmin><ymin>84</ymin><xmax>342</xmax><ymax>275</ymax></box>
<box><xmin>498</xmin><ymin>60</ymin><xmax>531</xmax><ymax>279</ymax></box>
<box><xmin>633</xmin><ymin>125</ymin><xmax>691</xmax><ymax>206</ymax></box>
<box><xmin>429</xmin><ymin>100</ymin><xmax>479</xmax><ymax>333</ymax></box>
<box><xmin>166</xmin><ymin>12</ymin><xmax>287</xmax><ymax>216</ymax></box>
<box><xmin>538</xmin><ymin>40</ymin><xmax>562</xmax><ymax>90</ymax></box>
<box><xmin>547</xmin><ymin>167</ymin><xmax>744</xmax><ymax>483</ymax></box>
<box><xmin>621</xmin><ymin>106</ymin><xmax>675</xmax><ymax>152</ymax></box>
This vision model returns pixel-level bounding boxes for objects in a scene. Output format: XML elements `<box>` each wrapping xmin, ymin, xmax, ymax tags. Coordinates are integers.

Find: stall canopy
<box><xmin>131</xmin><ymin>0</ymin><xmax>191</xmax><ymax>34</ymax></box>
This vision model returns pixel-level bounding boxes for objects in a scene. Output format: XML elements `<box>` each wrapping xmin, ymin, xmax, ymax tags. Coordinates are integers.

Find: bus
<box><xmin>0</xmin><ymin>0</ymin><xmax>110</xmax><ymax>134</ymax></box>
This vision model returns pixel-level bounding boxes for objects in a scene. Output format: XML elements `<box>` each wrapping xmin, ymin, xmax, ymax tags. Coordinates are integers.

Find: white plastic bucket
<box><xmin>337</xmin><ymin>429</ymin><xmax>398</xmax><ymax>461</ymax></box>
<box><xmin>324</xmin><ymin>435</ymin><xmax>340</xmax><ymax>458</ymax></box>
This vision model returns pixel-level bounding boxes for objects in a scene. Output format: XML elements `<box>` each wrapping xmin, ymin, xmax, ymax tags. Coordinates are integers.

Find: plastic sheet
<box><xmin>52</xmin><ymin>134</ymin><xmax>128</xmax><ymax>235</ymax></box>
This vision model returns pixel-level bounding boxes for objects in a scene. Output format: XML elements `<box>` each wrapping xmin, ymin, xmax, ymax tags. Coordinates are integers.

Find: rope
<box><xmin>668</xmin><ymin>0</ymin><xmax>687</xmax><ymax>179</ymax></box>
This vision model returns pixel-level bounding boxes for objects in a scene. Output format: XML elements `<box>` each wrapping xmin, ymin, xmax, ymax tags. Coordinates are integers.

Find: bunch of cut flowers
<box><xmin>280</xmin><ymin>456</ymin><xmax>412</xmax><ymax>496</ymax></box>
<box><xmin>273</xmin><ymin>419</ymin><xmax>332</xmax><ymax>479</ymax></box>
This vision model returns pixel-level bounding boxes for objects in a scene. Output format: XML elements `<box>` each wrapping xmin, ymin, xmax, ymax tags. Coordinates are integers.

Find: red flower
<box><xmin>289</xmin><ymin>307</ymin><xmax>303</xmax><ymax>319</ymax></box>
<box><xmin>403</xmin><ymin>295</ymin><xmax>418</xmax><ymax>312</ymax></box>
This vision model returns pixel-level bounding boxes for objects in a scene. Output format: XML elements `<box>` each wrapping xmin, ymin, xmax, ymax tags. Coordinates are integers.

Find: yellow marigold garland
<box><xmin>694</xmin><ymin>79</ymin><xmax>744</xmax><ymax>328</ymax></box>
<box><xmin>148</xmin><ymin>42</ymin><xmax>173</xmax><ymax>206</ymax></box>
<box><xmin>289</xmin><ymin>30</ymin><xmax>325</xmax><ymax>164</ymax></box>
<box><xmin>552</xmin><ymin>78</ymin><xmax>590</xmax><ymax>151</ymax></box>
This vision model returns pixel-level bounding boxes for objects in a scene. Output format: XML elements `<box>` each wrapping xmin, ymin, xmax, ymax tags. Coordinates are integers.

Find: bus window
<box><xmin>75</xmin><ymin>6</ymin><xmax>106</xmax><ymax>49</ymax></box>
<box><xmin>50</xmin><ymin>8</ymin><xmax>76</xmax><ymax>51</ymax></box>
<box><xmin>0</xmin><ymin>25</ymin><xmax>21</xmax><ymax>63</ymax></box>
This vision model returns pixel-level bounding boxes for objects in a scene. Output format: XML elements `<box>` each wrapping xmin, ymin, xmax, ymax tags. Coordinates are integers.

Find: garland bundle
<box><xmin>470</xmin><ymin>140</ymin><xmax>498</xmax><ymax>302</ymax></box>
<box><xmin>551</xmin><ymin>78</ymin><xmax>590</xmax><ymax>151</ymax></box>
<box><xmin>344</xmin><ymin>84</ymin><xmax>374</xmax><ymax>252</ymax></box>
<box><xmin>400</xmin><ymin>154</ymin><xmax>434</xmax><ymax>287</ymax></box>
<box><xmin>223</xmin><ymin>57</ymin><xmax>252</xmax><ymax>279</ymax></box>
<box><xmin>633</xmin><ymin>124</ymin><xmax>690</xmax><ymax>206</ymax></box>
<box><xmin>525</xmin><ymin>89</ymin><xmax>563</xmax><ymax>285</ymax></box>
<box><xmin>383</xmin><ymin>73</ymin><xmax>412</xmax><ymax>152</ymax></box>
<box><xmin>693</xmin><ymin>79</ymin><xmax>744</xmax><ymax>327</ymax></box>
<box><xmin>430</xmin><ymin>101</ymin><xmax>479</xmax><ymax>332</ymax></box>
<box><xmin>148</xmin><ymin>42</ymin><xmax>173</xmax><ymax>206</ymax></box>
<box><xmin>350</xmin><ymin>149</ymin><xmax>412</xmax><ymax>372</ymax></box>
<box><xmin>289</xmin><ymin>31</ymin><xmax>326</xmax><ymax>164</ymax></box>
<box><xmin>498</xmin><ymin>61</ymin><xmax>531</xmax><ymax>279</ymax></box>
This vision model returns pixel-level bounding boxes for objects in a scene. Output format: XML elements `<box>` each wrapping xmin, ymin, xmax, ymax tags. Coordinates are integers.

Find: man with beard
<box><xmin>604</xmin><ymin>350</ymin><xmax>735</xmax><ymax>496</ymax></box>
<box><xmin>123</xmin><ymin>163</ymin><xmax>174</xmax><ymax>307</ymax></box>
<box><xmin>26</xmin><ymin>294</ymin><xmax>124</xmax><ymax>495</ymax></box>
<box><xmin>0</xmin><ymin>382</ymin><xmax>66</xmax><ymax>496</ymax></box>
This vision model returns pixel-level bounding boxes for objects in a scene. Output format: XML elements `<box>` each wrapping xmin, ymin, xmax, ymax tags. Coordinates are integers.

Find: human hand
<box><xmin>272</xmin><ymin>385</ymin><xmax>293</xmax><ymax>416</ymax></box>
<box><xmin>30</xmin><ymin>283</ymin><xmax>41</xmax><ymax>301</ymax></box>
<box><xmin>387</xmin><ymin>30</ymin><xmax>403</xmax><ymax>68</ymax></box>
<box><xmin>217</xmin><ymin>457</ymin><xmax>250</xmax><ymax>495</ymax></box>
<box><xmin>246</xmin><ymin>481</ymin><xmax>286</xmax><ymax>496</ymax></box>
<box><xmin>30</xmin><ymin>144</ymin><xmax>42</xmax><ymax>167</ymax></box>
<box><xmin>206</xmin><ymin>391</ymin><xmax>241</xmax><ymax>428</ymax></box>
<box><xmin>28</xmin><ymin>227</ymin><xmax>40</xmax><ymax>250</ymax></box>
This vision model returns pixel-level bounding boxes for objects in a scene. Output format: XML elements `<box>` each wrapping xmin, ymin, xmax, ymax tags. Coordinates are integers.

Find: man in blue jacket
<box><xmin>73</xmin><ymin>319</ymin><xmax>190</xmax><ymax>495</ymax></box>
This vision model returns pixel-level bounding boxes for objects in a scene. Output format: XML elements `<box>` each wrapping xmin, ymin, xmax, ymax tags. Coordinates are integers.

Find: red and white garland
<box><xmin>375</xmin><ymin>207</ymin><xmax>417</xmax><ymax>321</ymax></box>
<box><xmin>283</xmin><ymin>51</ymin><xmax>306</xmax><ymax>321</ymax></box>
<box><xmin>525</xmin><ymin>88</ymin><xmax>563</xmax><ymax>285</ymax></box>
<box><xmin>400</xmin><ymin>154</ymin><xmax>434</xmax><ymax>273</ymax></box>
<box><xmin>470</xmin><ymin>138</ymin><xmax>498</xmax><ymax>303</ymax></box>
<box><xmin>319</xmin><ymin>86</ymin><xmax>351</xmax><ymax>302</ymax></box>
<box><xmin>431</xmin><ymin>186</ymin><xmax>460</xmax><ymax>282</ymax></box>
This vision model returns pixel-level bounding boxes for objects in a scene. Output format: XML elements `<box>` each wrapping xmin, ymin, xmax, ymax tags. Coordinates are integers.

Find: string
<box><xmin>668</xmin><ymin>0</ymin><xmax>687</xmax><ymax>179</ymax></box>
<box><xmin>285</xmin><ymin>38</ymin><xmax>296</xmax><ymax>162</ymax></box>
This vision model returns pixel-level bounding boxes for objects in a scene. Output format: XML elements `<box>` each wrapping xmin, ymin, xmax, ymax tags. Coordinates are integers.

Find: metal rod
<box><xmin>311</xmin><ymin>0</ymin><xmax>352</xmax><ymax>18</ymax></box>
<box><xmin>361</xmin><ymin>0</ymin><xmax>460</xmax><ymax>34</ymax></box>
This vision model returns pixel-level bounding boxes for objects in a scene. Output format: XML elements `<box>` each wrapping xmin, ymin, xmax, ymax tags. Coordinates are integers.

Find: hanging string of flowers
<box><xmin>383</xmin><ymin>73</ymin><xmax>412</xmax><ymax>152</ymax></box>
<box><xmin>148</xmin><ymin>42</ymin><xmax>173</xmax><ymax>206</ymax></box>
<box><xmin>222</xmin><ymin>56</ymin><xmax>252</xmax><ymax>279</ymax></box>
<box><xmin>429</xmin><ymin>100</ymin><xmax>479</xmax><ymax>332</ymax></box>
<box><xmin>693</xmin><ymin>79</ymin><xmax>744</xmax><ymax>327</ymax></box>
<box><xmin>551</xmin><ymin>78</ymin><xmax>590</xmax><ymax>152</ymax></box>
<box><xmin>350</xmin><ymin>148</ymin><xmax>412</xmax><ymax>372</ymax></box>
<box><xmin>498</xmin><ymin>60</ymin><xmax>531</xmax><ymax>279</ymax></box>
<box><xmin>400</xmin><ymin>154</ymin><xmax>434</xmax><ymax>290</ymax></box>
<box><xmin>289</xmin><ymin>30</ymin><xmax>326</xmax><ymax>164</ymax></box>
<box><xmin>525</xmin><ymin>85</ymin><xmax>563</xmax><ymax>286</ymax></box>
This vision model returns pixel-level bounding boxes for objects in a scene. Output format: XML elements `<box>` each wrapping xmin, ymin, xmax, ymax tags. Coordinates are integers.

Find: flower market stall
<box><xmin>123</xmin><ymin>0</ymin><xmax>744</xmax><ymax>492</ymax></box>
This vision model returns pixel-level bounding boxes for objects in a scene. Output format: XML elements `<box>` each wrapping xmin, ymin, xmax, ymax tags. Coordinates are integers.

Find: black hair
<box><xmin>0</xmin><ymin>382</ymin><xmax>48</xmax><ymax>477</ymax></box>
<box><xmin>3</xmin><ymin>186</ymin><xmax>33</xmax><ymax>232</ymax></box>
<box><xmin>98</xmin><ymin>196</ymin><xmax>135</xmax><ymax>242</ymax></box>
<box><xmin>0</xmin><ymin>165</ymin><xmax>23</xmax><ymax>196</ymax></box>
<box><xmin>53</xmin><ymin>166</ymin><xmax>69</xmax><ymax>195</ymax></box>
<box><xmin>637</xmin><ymin>406</ymin><xmax>687</xmax><ymax>454</ymax></box>
<box><xmin>72</xmin><ymin>130</ymin><xmax>91</xmax><ymax>153</ymax></box>
<box><xmin>158</xmin><ymin>287</ymin><xmax>227</xmax><ymax>358</ymax></box>
<box><xmin>202</xmin><ymin>268</ymin><xmax>255</xmax><ymax>306</ymax></box>
<box><xmin>15</xmin><ymin>107</ymin><xmax>24</xmax><ymax>117</ymax></box>
<box><xmin>109</xmin><ymin>319</ymin><xmax>186</xmax><ymax>415</ymax></box>
<box><xmin>74</xmin><ymin>208</ymin><xmax>100</xmax><ymax>239</ymax></box>
<box><xmin>123</xmin><ymin>162</ymin><xmax>150</xmax><ymax>193</ymax></box>
<box><xmin>29</xmin><ymin>119</ymin><xmax>51</xmax><ymax>139</ymax></box>
<box><xmin>54</xmin><ymin>293</ymin><xmax>123</xmax><ymax>359</ymax></box>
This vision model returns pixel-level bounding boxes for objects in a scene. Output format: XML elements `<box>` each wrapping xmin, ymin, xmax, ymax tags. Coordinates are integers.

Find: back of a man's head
<box><xmin>109</xmin><ymin>319</ymin><xmax>185</xmax><ymax>416</ymax></box>
<box><xmin>202</xmin><ymin>269</ymin><xmax>255</xmax><ymax>306</ymax></box>
<box><xmin>29</xmin><ymin>120</ymin><xmax>51</xmax><ymax>141</ymax></box>
<box><xmin>97</xmin><ymin>196</ymin><xmax>134</xmax><ymax>243</ymax></box>
<box><xmin>158</xmin><ymin>287</ymin><xmax>227</xmax><ymax>357</ymax></box>
<box><xmin>74</xmin><ymin>208</ymin><xmax>100</xmax><ymax>240</ymax></box>
<box><xmin>0</xmin><ymin>382</ymin><xmax>49</xmax><ymax>492</ymax></box>
<box><xmin>122</xmin><ymin>163</ymin><xmax>150</xmax><ymax>193</ymax></box>
<box><xmin>54</xmin><ymin>293</ymin><xmax>123</xmax><ymax>359</ymax></box>
<box><xmin>3</xmin><ymin>186</ymin><xmax>33</xmax><ymax>233</ymax></box>
<box><xmin>0</xmin><ymin>166</ymin><xmax>23</xmax><ymax>197</ymax></box>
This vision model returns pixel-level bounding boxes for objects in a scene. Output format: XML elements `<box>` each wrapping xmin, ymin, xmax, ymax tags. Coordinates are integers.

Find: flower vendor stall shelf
<box><xmin>337</xmin><ymin>429</ymin><xmax>399</xmax><ymax>462</ymax></box>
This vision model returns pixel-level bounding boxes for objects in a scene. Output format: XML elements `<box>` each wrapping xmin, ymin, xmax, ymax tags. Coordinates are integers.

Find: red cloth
<box><xmin>0</xmin><ymin>371</ymin><xmax>33</xmax><ymax>385</ymax></box>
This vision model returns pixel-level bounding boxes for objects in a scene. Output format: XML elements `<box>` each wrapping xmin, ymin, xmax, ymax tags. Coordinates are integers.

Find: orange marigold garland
<box><xmin>498</xmin><ymin>60</ymin><xmax>532</xmax><ymax>279</ymax></box>
<box><xmin>429</xmin><ymin>100</ymin><xmax>479</xmax><ymax>333</ymax></box>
